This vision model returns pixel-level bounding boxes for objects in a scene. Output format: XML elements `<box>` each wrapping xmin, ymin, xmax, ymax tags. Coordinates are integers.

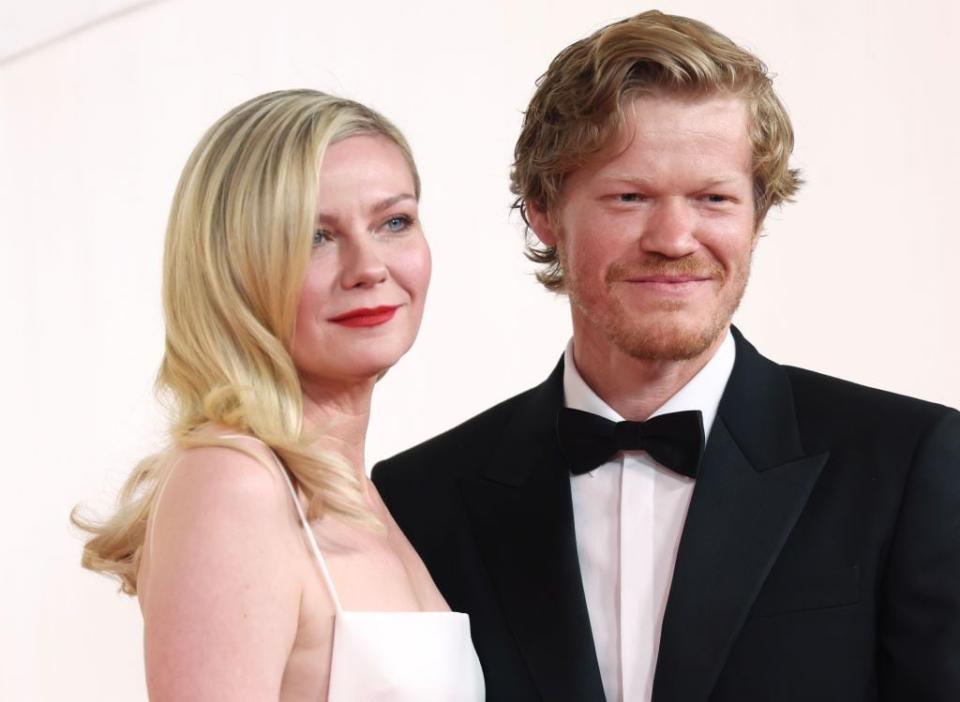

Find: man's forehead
<box><xmin>623</xmin><ymin>87</ymin><xmax>750</xmax><ymax>112</ymax></box>
<box><xmin>623</xmin><ymin>92</ymin><xmax>750</xmax><ymax>134</ymax></box>
<box><xmin>584</xmin><ymin>100</ymin><xmax>753</xmax><ymax>176</ymax></box>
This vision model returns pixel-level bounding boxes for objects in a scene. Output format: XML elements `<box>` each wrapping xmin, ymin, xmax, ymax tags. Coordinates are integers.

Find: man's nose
<box><xmin>639</xmin><ymin>197</ymin><xmax>699</xmax><ymax>258</ymax></box>
<box><xmin>340</xmin><ymin>237</ymin><xmax>388</xmax><ymax>289</ymax></box>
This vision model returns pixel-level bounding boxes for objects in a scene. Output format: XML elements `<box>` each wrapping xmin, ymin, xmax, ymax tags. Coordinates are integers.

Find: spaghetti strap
<box><xmin>198</xmin><ymin>436</ymin><xmax>484</xmax><ymax>702</ymax></box>
<box><xmin>146</xmin><ymin>434</ymin><xmax>484</xmax><ymax>701</ymax></box>
<box><xmin>220</xmin><ymin>434</ymin><xmax>344</xmax><ymax>612</ymax></box>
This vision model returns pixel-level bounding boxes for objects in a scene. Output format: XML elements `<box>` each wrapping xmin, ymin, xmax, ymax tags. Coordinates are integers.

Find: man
<box><xmin>372</xmin><ymin>11</ymin><xmax>960</xmax><ymax>702</ymax></box>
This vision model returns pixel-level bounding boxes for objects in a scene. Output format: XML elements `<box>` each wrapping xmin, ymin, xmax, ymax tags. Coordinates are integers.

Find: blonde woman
<box><xmin>74</xmin><ymin>90</ymin><xmax>484</xmax><ymax>701</ymax></box>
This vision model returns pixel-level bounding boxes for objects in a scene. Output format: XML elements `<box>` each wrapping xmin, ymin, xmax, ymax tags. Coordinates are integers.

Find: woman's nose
<box><xmin>340</xmin><ymin>237</ymin><xmax>388</xmax><ymax>289</ymax></box>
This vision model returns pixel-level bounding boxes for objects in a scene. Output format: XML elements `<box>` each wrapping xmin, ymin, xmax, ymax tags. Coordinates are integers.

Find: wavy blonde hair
<box><xmin>511</xmin><ymin>10</ymin><xmax>803</xmax><ymax>291</ymax></box>
<box><xmin>72</xmin><ymin>89</ymin><xmax>420</xmax><ymax>595</ymax></box>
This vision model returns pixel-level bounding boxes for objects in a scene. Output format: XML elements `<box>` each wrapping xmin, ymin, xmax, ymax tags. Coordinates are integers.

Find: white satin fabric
<box><xmin>259</xmin><ymin>439</ymin><xmax>485</xmax><ymax>702</ymax></box>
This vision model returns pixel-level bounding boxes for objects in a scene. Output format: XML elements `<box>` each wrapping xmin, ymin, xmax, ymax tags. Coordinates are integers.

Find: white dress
<box><xmin>251</xmin><ymin>437</ymin><xmax>486</xmax><ymax>701</ymax></box>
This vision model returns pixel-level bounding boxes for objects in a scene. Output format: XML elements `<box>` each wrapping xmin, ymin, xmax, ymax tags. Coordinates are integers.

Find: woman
<box><xmin>73</xmin><ymin>90</ymin><xmax>484</xmax><ymax>700</ymax></box>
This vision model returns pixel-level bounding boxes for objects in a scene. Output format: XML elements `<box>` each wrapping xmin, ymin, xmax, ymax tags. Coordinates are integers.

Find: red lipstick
<box><xmin>329</xmin><ymin>305</ymin><xmax>399</xmax><ymax>328</ymax></box>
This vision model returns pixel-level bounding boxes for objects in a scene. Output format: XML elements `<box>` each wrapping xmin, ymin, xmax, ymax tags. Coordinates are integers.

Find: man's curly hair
<box><xmin>511</xmin><ymin>10</ymin><xmax>802</xmax><ymax>291</ymax></box>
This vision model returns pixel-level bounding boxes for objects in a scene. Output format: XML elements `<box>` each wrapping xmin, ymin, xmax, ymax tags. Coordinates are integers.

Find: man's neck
<box><xmin>571</xmin><ymin>326</ymin><xmax>729</xmax><ymax>421</ymax></box>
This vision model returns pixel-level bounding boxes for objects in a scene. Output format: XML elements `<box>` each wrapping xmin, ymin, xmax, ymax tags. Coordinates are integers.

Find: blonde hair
<box><xmin>72</xmin><ymin>89</ymin><xmax>420</xmax><ymax>595</ymax></box>
<box><xmin>511</xmin><ymin>10</ymin><xmax>803</xmax><ymax>291</ymax></box>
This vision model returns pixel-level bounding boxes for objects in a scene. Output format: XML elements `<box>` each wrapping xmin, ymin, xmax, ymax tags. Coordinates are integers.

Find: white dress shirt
<box><xmin>564</xmin><ymin>331</ymin><xmax>736</xmax><ymax>702</ymax></box>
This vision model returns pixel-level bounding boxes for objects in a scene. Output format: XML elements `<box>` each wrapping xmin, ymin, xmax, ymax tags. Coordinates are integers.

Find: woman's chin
<box><xmin>299</xmin><ymin>355</ymin><xmax>405</xmax><ymax>388</ymax></box>
<box><xmin>349</xmin><ymin>347</ymin><xmax>410</xmax><ymax>378</ymax></box>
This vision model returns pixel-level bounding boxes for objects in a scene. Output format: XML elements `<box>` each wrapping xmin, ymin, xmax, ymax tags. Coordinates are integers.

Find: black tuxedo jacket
<box><xmin>372</xmin><ymin>329</ymin><xmax>960</xmax><ymax>701</ymax></box>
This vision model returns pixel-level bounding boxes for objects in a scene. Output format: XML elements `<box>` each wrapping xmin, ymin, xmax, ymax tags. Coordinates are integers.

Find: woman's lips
<box><xmin>328</xmin><ymin>305</ymin><xmax>399</xmax><ymax>328</ymax></box>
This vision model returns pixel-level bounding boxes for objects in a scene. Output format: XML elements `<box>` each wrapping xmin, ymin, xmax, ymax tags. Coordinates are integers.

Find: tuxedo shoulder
<box><xmin>783</xmin><ymin>364</ymin><xmax>958</xmax><ymax>436</ymax></box>
<box><xmin>372</xmin><ymin>385</ymin><xmax>538</xmax><ymax>485</ymax></box>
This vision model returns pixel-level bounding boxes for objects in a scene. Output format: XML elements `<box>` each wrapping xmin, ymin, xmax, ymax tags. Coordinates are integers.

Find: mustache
<box><xmin>605</xmin><ymin>255</ymin><xmax>724</xmax><ymax>283</ymax></box>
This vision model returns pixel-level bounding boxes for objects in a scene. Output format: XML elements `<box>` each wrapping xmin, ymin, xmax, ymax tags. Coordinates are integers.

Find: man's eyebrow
<box><xmin>600</xmin><ymin>174</ymin><xmax>655</xmax><ymax>185</ymax></box>
<box><xmin>599</xmin><ymin>174</ymin><xmax>746</xmax><ymax>187</ymax></box>
<box><xmin>315</xmin><ymin>193</ymin><xmax>417</xmax><ymax>225</ymax></box>
<box><xmin>698</xmin><ymin>176</ymin><xmax>745</xmax><ymax>188</ymax></box>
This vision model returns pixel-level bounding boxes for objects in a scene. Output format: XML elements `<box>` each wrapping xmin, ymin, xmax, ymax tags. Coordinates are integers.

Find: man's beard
<box><xmin>566</xmin><ymin>252</ymin><xmax>752</xmax><ymax>362</ymax></box>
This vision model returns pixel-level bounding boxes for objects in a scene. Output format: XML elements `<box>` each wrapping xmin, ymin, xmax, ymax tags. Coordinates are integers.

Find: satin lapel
<box><xmin>653</xmin><ymin>329</ymin><xmax>829</xmax><ymax>702</ymax></box>
<box><xmin>460</xmin><ymin>359</ymin><xmax>606</xmax><ymax>702</ymax></box>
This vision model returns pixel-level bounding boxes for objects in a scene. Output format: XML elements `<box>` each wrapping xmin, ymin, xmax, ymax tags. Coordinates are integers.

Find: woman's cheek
<box><xmin>396</xmin><ymin>234</ymin><xmax>432</xmax><ymax>301</ymax></box>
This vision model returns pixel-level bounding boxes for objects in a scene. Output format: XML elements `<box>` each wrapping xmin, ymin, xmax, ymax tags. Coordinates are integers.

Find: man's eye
<box><xmin>618</xmin><ymin>193</ymin><xmax>645</xmax><ymax>203</ymax></box>
<box><xmin>313</xmin><ymin>229</ymin><xmax>334</xmax><ymax>247</ymax></box>
<box><xmin>704</xmin><ymin>194</ymin><xmax>729</xmax><ymax>203</ymax></box>
<box><xmin>384</xmin><ymin>215</ymin><xmax>413</xmax><ymax>232</ymax></box>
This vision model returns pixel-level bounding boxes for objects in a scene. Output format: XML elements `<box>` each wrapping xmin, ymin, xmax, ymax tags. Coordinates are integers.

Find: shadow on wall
<box><xmin>0</xmin><ymin>0</ymin><xmax>170</xmax><ymax>66</ymax></box>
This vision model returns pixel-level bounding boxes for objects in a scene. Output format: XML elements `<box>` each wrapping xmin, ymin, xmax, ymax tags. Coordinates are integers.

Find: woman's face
<box><xmin>291</xmin><ymin>134</ymin><xmax>431</xmax><ymax>386</ymax></box>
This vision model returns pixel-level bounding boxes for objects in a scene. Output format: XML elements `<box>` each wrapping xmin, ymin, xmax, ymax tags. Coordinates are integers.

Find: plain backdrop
<box><xmin>2</xmin><ymin>0</ymin><xmax>958</xmax><ymax>698</ymax></box>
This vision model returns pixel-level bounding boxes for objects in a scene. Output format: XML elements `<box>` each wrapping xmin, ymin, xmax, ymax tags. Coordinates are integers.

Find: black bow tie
<box><xmin>556</xmin><ymin>407</ymin><xmax>705</xmax><ymax>478</ymax></box>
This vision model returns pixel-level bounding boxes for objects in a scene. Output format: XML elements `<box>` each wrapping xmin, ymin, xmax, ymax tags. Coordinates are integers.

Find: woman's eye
<box><xmin>313</xmin><ymin>229</ymin><xmax>333</xmax><ymax>247</ymax></box>
<box><xmin>384</xmin><ymin>215</ymin><xmax>413</xmax><ymax>233</ymax></box>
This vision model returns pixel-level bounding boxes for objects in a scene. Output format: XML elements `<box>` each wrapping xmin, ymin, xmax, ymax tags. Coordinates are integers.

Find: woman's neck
<box><xmin>300</xmin><ymin>375</ymin><xmax>376</xmax><ymax>482</ymax></box>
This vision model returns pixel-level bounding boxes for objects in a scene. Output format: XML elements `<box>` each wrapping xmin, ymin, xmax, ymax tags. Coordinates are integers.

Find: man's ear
<box><xmin>751</xmin><ymin>220</ymin><xmax>764</xmax><ymax>251</ymax></box>
<box><xmin>526</xmin><ymin>200</ymin><xmax>559</xmax><ymax>247</ymax></box>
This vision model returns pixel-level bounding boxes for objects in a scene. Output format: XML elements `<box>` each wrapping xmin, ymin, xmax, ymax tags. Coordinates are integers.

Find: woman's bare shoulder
<box><xmin>140</xmin><ymin>434</ymin><xmax>306</xmax><ymax>698</ymax></box>
<box><xmin>168</xmin><ymin>433</ymin><xmax>285</xmax><ymax>497</ymax></box>
<box><xmin>141</xmin><ymin>433</ymin><xmax>300</xmax><ymax>597</ymax></box>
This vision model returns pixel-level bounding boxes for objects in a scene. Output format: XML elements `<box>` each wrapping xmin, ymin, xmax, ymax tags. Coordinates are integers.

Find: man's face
<box><xmin>530</xmin><ymin>93</ymin><xmax>758</xmax><ymax>361</ymax></box>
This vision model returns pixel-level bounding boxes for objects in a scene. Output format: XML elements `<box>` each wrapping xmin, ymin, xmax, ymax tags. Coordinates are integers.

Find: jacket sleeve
<box><xmin>879</xmin><ymin>408</ymin><xmax>960</xmax><ymax>700</ymax></box>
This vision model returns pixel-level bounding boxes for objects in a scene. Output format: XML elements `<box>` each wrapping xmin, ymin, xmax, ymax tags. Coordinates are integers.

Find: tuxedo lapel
<box><xmin>460</xmin><ymin>359</ymin><xmax>606</xmax><ymax>702</ymax></box>
<box><xmin>653</xmin><ymin>329</ymin><xmax>829</xmax><ymax>702</ymax></box>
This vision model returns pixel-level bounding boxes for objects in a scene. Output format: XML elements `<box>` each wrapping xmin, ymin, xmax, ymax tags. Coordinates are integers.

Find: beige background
<box><xmin>2</xmin><ymin>0</ymin><xmax>958</xmax><ymax>698</ymax></box>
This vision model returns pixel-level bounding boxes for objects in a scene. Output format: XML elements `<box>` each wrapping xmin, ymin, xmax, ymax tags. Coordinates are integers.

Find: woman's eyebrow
<box><xmin>370</xmin><ymin>193</ymin><xmax>417</xmax><ymax>214</ymax></box>
<box><xmin>315</xmin><ymin>194</ymin><xmax>416</xmax><ymax>225</ymax></box>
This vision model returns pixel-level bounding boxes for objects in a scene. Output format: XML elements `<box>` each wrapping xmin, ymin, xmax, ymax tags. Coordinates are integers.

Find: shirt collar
<box><xmin>562</xmin><ymin>328</ymin><xmax>736</xmax><ymax>438</ymax></box>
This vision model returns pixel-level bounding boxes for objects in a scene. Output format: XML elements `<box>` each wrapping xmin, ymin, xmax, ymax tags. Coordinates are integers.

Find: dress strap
<box><xmin>220</xmin><ymin>435</ymin><xmax>344</xmax><ymax>612</ymax></box>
